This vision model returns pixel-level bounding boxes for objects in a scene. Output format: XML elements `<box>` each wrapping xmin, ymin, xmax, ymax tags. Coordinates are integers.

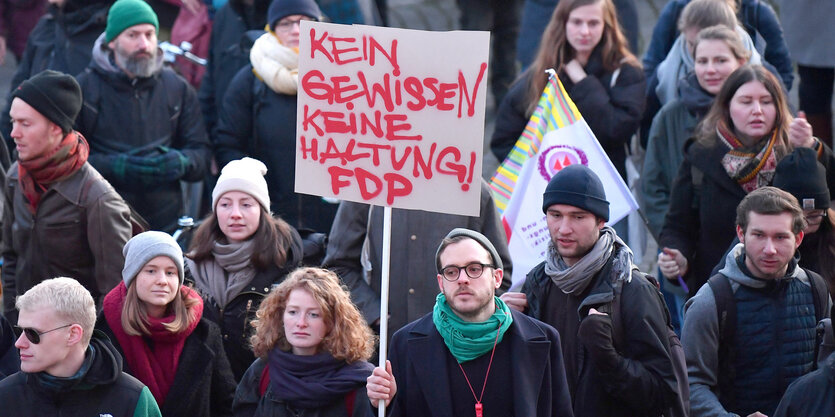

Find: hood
<box><xmin>90</xmin><ymin>32</ymin><xmax>165</xmax><ymax>79</ymax></box>
<box><xmin>718</xmin><ymin>242</ymin><xmax>802</xmax><ymax>289</ymax></box>
<box><xmin>78</xmin><ymin>330</ymin><xmax>124</xmax><ymax>387</ymax></box>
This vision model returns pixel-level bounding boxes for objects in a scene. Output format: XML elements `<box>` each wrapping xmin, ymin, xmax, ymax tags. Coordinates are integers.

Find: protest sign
<box><xmin>297</xmin><ymin>22</ymin><xmax>489</xmax><ymax>216</ymax></box>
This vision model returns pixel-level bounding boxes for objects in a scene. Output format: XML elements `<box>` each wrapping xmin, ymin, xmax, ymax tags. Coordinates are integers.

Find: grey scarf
<box><xmin>192</xmin><ymin>240</ymin><xmax>257</xmax><ymax>307</ymax></box>
<box><xmin>544</xmin><ymin>227</ymin><xmax>634</xmax><ymax>294</ymax></box>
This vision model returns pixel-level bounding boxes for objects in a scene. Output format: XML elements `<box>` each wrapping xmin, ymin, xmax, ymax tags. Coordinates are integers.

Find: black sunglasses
<box><xmin>14</xmin><ymin>324</ymin><xmax>72</xmax><ymax>344</ymax></box>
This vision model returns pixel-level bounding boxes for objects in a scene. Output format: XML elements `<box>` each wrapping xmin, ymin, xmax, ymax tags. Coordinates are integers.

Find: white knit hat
<box><xmin>212</xmin><ymin>158</ymin><xmax>270</xmax><ymax>211</ymax></box>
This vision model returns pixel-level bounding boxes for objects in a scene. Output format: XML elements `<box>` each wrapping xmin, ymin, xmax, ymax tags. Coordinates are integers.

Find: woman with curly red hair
<box><xmin>233</xmin><ymin>267</ymin><xmax>376</xmax><ymax>416</ymax></box>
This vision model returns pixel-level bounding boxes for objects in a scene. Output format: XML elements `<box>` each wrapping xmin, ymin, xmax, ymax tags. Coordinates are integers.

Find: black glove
<box><xmin>578</xmin><ymin>312</ymin><xmax>620</xmax><ymax>372</ymax></box>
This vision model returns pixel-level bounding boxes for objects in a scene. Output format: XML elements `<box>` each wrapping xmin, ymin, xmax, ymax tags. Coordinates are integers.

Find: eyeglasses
<box><xmin>275</xmin><ymin>17</ymin><xmax>314</xmax><ymax>32</ymax></box>
<box><xmin>440</xmin><ymin>262</ymin><xmax>494</xmax><ymax>281</ymax></box>
<box><xmin>14</xmin><ymin>324</ymin><xmax>72</xmax><ymax>344</ymax></box>
<box><xmin>805</xmin><ymin>210</ymin><xmax>828</xmax><ymax>223</ymax></box>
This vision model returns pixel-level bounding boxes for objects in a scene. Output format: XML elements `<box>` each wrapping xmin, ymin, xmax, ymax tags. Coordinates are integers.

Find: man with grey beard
<box><xmin>74</xmin><ymin>0</ymin><xmax>210</xmax><ymax>232</ymax></box>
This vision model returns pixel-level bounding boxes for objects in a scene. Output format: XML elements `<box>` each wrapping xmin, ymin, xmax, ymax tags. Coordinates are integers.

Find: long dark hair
<box><xmin>526</xmin><ymin>0</ymin><xmax>639</xmax><ymax>115</ymax></box>
<box><xmin>188</xmin><ymin>205</ymin><xmax>296</xmax><ymax>270</ymax></box>
<box><xmin>812</xmin><ymin>209</ymin><xmax>835</xmax><ymax>291</ymax></box>
<box><xmin>696</xmin><ymin>65</ymin><xmax>792</xmax><ymax>159</ymax></box>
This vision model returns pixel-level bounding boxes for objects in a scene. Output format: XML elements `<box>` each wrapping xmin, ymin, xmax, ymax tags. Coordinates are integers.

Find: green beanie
<box><xmin>105</xmin><ymin>0</ymin><xmax>159</xmax><ymax>42</ymax></box>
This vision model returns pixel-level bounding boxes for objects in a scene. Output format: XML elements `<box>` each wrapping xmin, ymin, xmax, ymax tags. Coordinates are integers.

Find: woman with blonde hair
<box><xmin>491</xmin><ymin>0</ymin><xmax>644</xmax><ymax>182</ymax></box>
<box><xmin>233</xmin><ymin>267</ymin><xmax>375</xmax><ymax>417</ymax></box>
<box><xmin>97</xmin><ymin>231</ymin><xmax>236</xmax><ymax>416</ymax></box>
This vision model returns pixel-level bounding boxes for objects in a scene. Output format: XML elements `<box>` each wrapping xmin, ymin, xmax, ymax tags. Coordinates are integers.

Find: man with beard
<box><xmin>500</xmin><ymin>164</ymin><xmax>677</xmax><ymax>417</ymax></box>
<box><xmin>74</xmin><ymin>0</ymin><xmax>210</xmax><ymax>232</ymax></box>
<box><xmin>365</xmin><ymin>228</ymin><xmax>573</xmax><ymax>417</ymax></box>
<box><xmin>2</xmin><ymin>70</ymin><xmax>132</xmax><ymax>325</ymax></box>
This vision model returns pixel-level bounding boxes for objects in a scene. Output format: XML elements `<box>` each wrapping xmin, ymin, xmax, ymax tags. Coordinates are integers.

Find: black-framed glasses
<box><xmin>440</xmin><ymin>262</ymin><xmax>494</xmax><ymax>281</ymax></box>
<box><xmin>275</xmin><ymin>17</ymin><xmax>315</xmax><ymax>31</ymax></box>
<box><xmin>14</xmin><ymin>324</ymin><xmax>72</xmax><ymax>344</ymax></box>
<box><xmin>805</xmin><ymin>210</ymin><xmax>828</xmax><ymax>223</ymax></box>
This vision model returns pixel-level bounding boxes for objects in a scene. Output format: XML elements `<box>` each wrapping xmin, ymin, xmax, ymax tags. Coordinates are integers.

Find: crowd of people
<box><xmin>0</xmin><ymin>0</ymin><xmax>830</xmax><ymax>416</ymax></box>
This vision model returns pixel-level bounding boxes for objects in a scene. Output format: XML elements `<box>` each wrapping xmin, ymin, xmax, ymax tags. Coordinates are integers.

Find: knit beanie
<box><xmin>773</xmin><ymin>147</ymin><xmax>831</xmax><ymax>210</ymax></box>
<box><xmin>105</xmin><ymin>0</ymin><xmax>159</xmax><ymax>42</ymax></box>
<box><xmin>12</xmin><ymin>70</ymin><xmax>82</xmax><ymax>133</ymax></box>
<box><xmin>541</xmin><ymin>164</ymin><xmax>610</xmax><ymax>220</ymax></box>
<box><xmin>122</xmin><ymin>231</ymin><xmax>184</xmax><ymax>288</ymax></box>
<box><xmin>268</xmin><ymin>0</ymin><xmax>322</xmax><ymax>30</ymax></box>
<box><xmin>212</xmin><ymin>157</ymin><xmax>270</xmax><ymax>211</ymax></box>
<box><xmin>435</xmin><ymin>228</ymin><xmax>503</xmax><ymax>272</ymax></box>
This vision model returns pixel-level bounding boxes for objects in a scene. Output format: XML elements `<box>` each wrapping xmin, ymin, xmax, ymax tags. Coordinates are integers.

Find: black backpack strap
<box><xmin>707</xmin><ymin>274</ymin><xmax>736</xmax><ymax>408</ymax></box>
<box><xmin>160</xmin><ymin>69</ymin><xmax>186</xmax><ymax>137</ymax></box>
<box><xmin>80</xmin><ymin>68</ymin><xmax>102</xmax><ymax>136</ymax></box>
<box><xmin>806</xmin><ymin>269</ymin><xmax>829</xmax><ymax>323</ymax></box>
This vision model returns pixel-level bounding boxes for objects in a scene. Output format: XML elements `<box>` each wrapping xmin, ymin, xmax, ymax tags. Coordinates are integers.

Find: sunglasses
<box><xmin>14</xmin><ymin>324</ymin><xmax>72</xmax><ymax>344</ymax></box>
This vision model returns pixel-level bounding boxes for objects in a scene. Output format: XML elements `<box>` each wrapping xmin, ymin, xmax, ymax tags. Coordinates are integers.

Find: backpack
<box><xmin>707</xmin><ymin>270</ymin><xmax>829</xmax><ymax>407</ymax></box>
<box><xmin>257</xmin><ymin>364</ymin><xmax>356</xmax><ymax>416</ymax></box>
<box><xmin>606</xmin><ymin>270</ymin><xmax>690</xmax><ymax>417</ymax></box>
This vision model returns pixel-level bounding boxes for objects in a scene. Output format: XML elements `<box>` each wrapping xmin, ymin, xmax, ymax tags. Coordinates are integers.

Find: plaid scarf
<box><xmin>18</xmin><ymin>131</ymin><xmax>89</xmax><ymax>214</ymax></box>
<box><xmin>716</xmin><ymin>120</ymin><xmax>778</xmax><ymax>193</ymax></box>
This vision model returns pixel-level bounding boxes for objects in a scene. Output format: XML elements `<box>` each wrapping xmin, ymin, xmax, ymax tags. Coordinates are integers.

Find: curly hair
<box><xmin>526</xmin><ymin>0</ymin><xmax>639</xmax><ymax>115</ymax></box>
<box><xmin>249</xmin><ymin>267</ymin><xmax>376</xmax><ymax>363</ymax></box>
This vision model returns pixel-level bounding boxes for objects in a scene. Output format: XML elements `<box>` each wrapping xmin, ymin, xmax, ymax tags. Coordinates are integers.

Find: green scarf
<box><xmin>432</xmin><ymin>293</ymin><xmax>513</xmax><ymax>363</ymax></box>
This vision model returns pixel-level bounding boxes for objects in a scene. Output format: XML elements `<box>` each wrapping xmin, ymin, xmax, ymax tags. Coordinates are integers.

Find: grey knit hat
<box><xmin>435</xmin><ymin>228</ymin><xmax>503</xmax><ymax>272</ymax></box>
<box><xmin>122</xmin><ymin>231</ymin><xmax>184</xmax><ymax>288</ymax></box>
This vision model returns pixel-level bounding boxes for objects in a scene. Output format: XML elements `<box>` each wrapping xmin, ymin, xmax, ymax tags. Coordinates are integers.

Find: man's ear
<box><xmin>736</xmin><ymin>225</ymin><xmax>745</xmax><ymax>243</ymax></box>
<box><xmin>493</xmin><ymin>268</ymin><xmax>503</xmax><ymax>289</ymax></box>
<box><xmin>66</xmin><ymin>324</ymin><xmax>84</xmax><ymax>347</ymax></box>
<box><xmin>437</xmin><ymin>274</ymin><xmax>444</xmax><ymax>292</ymax></box>
<box><xmin>795</xmin><ymin>230</ymin><xmax>804</xmax><ymax>249</ymax></box>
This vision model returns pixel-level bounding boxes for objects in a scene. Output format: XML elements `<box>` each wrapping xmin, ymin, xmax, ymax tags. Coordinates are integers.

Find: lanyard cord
<box><xmin>457</xmin><ymin>326</ymin><xmax>501</xmax><ymax>406</ymax></box>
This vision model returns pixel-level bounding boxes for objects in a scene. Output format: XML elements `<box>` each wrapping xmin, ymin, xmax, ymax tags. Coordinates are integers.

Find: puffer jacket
<box><xmin>1</xmin><ymin>161</ymin><xmax>131</xmax><ymax>324</ymax></box>
<box><xmin>1</xmin><ymin>0</ymin><xmax>112</xmax><ymax>145</ymax></box>
<box><xmin>0</xmin><ymin>331</ymin><xmax>161</xmax><ymax>417</ymax></box>
<box><xmin>74</xmin><ymin>34</ymin><xmax>211</xmax><ymax>232</ymax></box>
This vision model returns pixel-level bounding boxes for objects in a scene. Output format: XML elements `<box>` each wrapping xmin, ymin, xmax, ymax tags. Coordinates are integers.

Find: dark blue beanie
<box><xmin>541</xmin><ymin>165</ymin><xmax>609</xmax><ymax>220</ymax></box>
<box><xmin>268</xmin><ymin>0</ymin><xmax>322</xmax><ymax>30</ymax></box>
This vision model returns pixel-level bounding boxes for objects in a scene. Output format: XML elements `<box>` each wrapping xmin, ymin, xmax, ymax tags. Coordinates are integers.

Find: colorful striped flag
<box><xmin>489</xmin><ymin>72</ymin><xmax>638</xmax><ymax>289</ymax></box>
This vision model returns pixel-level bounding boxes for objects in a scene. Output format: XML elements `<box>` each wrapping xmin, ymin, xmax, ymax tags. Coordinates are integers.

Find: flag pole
<box><xmin>378</xmin><ymin>205</ymin><xmax>392</xmax><ymax>416</ymax></box>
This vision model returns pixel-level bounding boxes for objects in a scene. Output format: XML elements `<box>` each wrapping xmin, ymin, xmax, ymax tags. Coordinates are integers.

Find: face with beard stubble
<box><xmin>108</xmin><ymin>23</ymin><xmax>160</xmax><ymax>78</ymax></box>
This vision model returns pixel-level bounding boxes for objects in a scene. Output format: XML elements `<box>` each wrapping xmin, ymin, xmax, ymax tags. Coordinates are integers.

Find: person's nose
<box><xmin>14</xmin><ymin>332</ymin><xmax>28</xmax><ymax>349</ymax></box>
<box><xmin>763</xmin><ymin>238</ymin><xmax>777</xmax><ymax>255</ymax></box>
<box><xmin>10</xmin><ymin>122</ymin><xmax>20</xmax><ymax>139</ymax></box>
<box><xmin>296</xmin><ymin>315</ymin><xmax>308</xmax><ymax>328</ymax></box>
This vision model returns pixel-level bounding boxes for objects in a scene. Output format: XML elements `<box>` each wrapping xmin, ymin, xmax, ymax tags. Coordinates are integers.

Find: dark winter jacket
<box><xmin>514</xmin><ymin>0</ymin><xmax>639</xmax><ymax>68</ymax></box>
<box><xmin>0</xmin><ymin>0</ymin><xmax>46</xmax><ymax>59</ymax></box>
<box><xmin>522</xmin><ymin>256</ymin><xmax>677</xmax><ymax>417</ymax></box>
<box><xmin>659</xmin><ymin>138</ymin><xmax>835</xmax><ymax>297</ymax></box>
<box><xmin>1</xmin><ymin>0</ymin><xmax>111</xmax><ymax>146</ymax></box>
<box><xmin>75</xmin><ymin>35</ymin><xmax>212</xmax><ymax>232</ymax></box>
<box><xmin>189</xmin><ymin>230</ymin><xmax>304</xmax><ymax>382</ymax></box>
<box><xmin>0</xmin><ymin>331</ymin><xmax>161</xmax><ymax>416</ymax></box>
<box><xmin>378</xmin><ymin>309</ymin><xmax>574</xmax><ymax>417</ymax></box>
<box><xmin>492</xmin><ymin>48</ymin><xmax>645</xmax><ymax>179</ymax></box>
<box><xmin>233</xmin><ymin>357</ymin><xmax>370</xmax><ymax>417</ymax></box>
<box><xmin>214</xmin><ymin>65</ymin><xmax>338</xmax><ymax>233</ymax></box>
<box><xmin>198</xmin><ymin>0</ymin><xmax>269</xmax><ymax>138</ymax></box>
<box><xmin>642</xmin><ymin>0</ymin><xmax>793</xmax><ymax>91</ymax></box>
<box><xmin>0</xmin><ymin>314</ymin><xmax>19</xmax><ymax>379</ymax></box>
<box><xmin>1</xmin><ymin>161</ymin><xmax>132</xmax><ymax>324</ymax></box>
<box><xmin>97</xmin><ymin>316</ymin><xmax>237</xmax><ymax>417</ymax></box>
<box><xmin>773</xmin><ymin>351</ymin><xmax>835</xmax><ymax>417</ymax></box>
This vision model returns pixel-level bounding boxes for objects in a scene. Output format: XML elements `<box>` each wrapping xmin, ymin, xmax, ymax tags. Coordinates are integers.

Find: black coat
<box><xmin>233</xmin><ymin>357</ymin><xmax>370</xmax><ymax>417</ymax></box>
<box><xmin>0</xmin><ymin>0</ymin><xmax>111</xmax><ymax>146</ymax></box>
<box><xmin>659</xmin><ymin>138</ymin><xmax>835</xmax><ymax>296</ymax></box>
<box><xmin>491</xmin><ymin>49</ymin><xmax>645</xmax><ymax>179</ymax></box>
<box><xmin>378</xmin><ymin>309</ymin><xmax>574</xmax><ymax>417</ymax></box>
<box><xmin>198</xmin><ymin>0</ymin><xmax>269</xmax><ymax>138</ymax></box>
<box><xmin>773</xmin><ymin>351</ymin><xmax>835</xmax><ymax>417</ymax></box>
<box><xmin>96</xmin><ymin>316</ymin><xmax>237</xmax><ymax>417</ymax></box>
<box><xmin>214</xmin><ymin>66</ymin><xmax>338</xmax><ymax>233</ymax></box>
<box><xmin>523</xmin><ymin>259</ymin><xmax>677</xmax><ymax>417</ymax></box>
<box><xmin>193</xmin><ymin>232</ymin><xmax>303</xmax><ymax>381</ymax></box>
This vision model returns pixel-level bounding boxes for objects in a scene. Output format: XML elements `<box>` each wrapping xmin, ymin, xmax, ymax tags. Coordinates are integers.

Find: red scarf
<box><xmin>17</xmin><ymin>131</ymin><xmax>89</xmax><ymax>214</ymax></box>
<box><xmin>102</xmin><ymin>282</ymin><xmax>203</xmax><ymax>406</ymax></box>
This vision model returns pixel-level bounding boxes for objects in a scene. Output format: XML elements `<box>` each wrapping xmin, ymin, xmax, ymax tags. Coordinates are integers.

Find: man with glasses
<box><xmin>366</xmin><ymin>228</ymin><xmax>572</xmax><ymax>417</ymax></box>
<box><xmin>500</xmin><ymin>164</ymin><xmax>677</xmax><ymax>417</ymax></box>
<box><xmin>0</xmin><ymin>277</ymin><xmax>161</xmax><ymax>416</ymax></box>
<box><xmin>74</xmin><ymin>0</ymin><xmax>211</xmax><ymax>232</ymax></box>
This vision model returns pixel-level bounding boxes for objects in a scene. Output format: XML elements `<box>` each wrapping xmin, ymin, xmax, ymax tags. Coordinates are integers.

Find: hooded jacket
<box><xmin>0</xmin><ymin>330</ymin><xmax>161</xmax><ymax>416</ymax></box>
<box><xmin>74</xmin><ymin>33</ymin><xmax>211</xmax><ymax>232</ymax></box>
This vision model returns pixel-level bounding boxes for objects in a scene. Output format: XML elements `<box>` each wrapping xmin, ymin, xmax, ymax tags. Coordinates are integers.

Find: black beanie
<box><xmin>541</xmin><ymin>164</ymin><xmax>609</xmax><ymax>220</ymax></box>
<box><xmin>12</xmin><ymin>70</ymin><xmax>81</xmax><ymax>133</ymax></box>
<box><xmin>773</xmin><ymin>147</ymin><xmax>830</xmax><ymax>210</ymax></box>
<box><xmin>268</xmin><ymin>0</ymin><xmax>322</xmax><ymax>30</ymax></box>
